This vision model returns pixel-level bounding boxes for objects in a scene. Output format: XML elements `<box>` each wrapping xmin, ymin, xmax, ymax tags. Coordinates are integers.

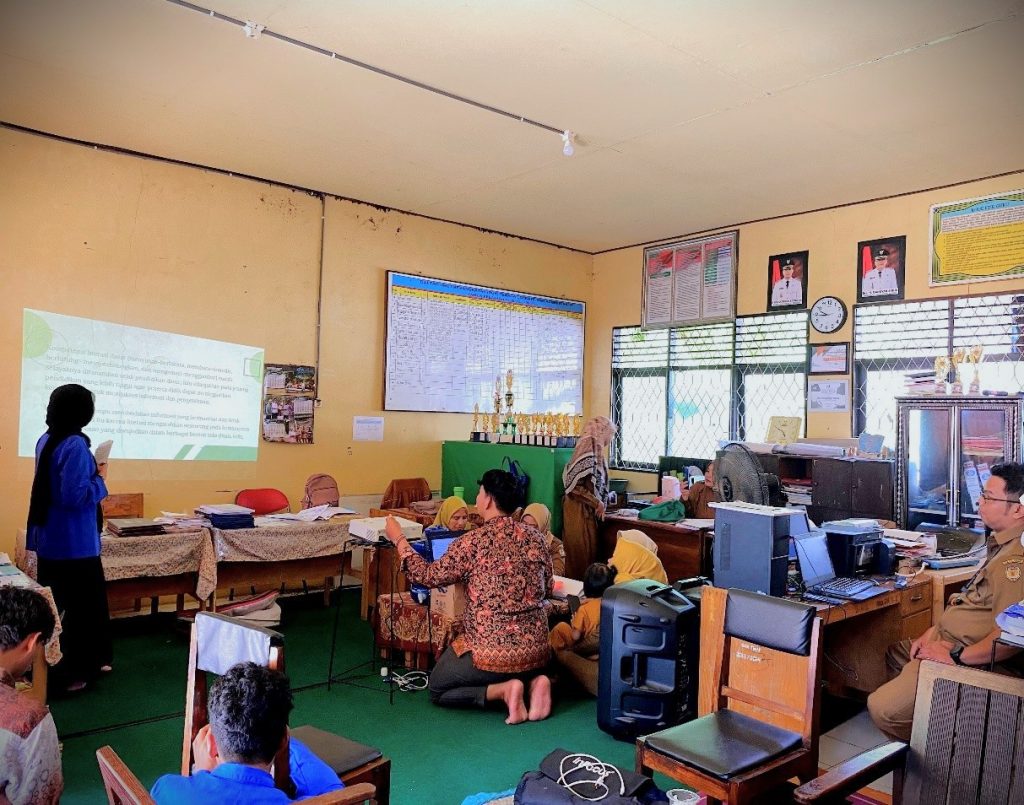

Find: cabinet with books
<box><xmin>895</xmin><ymin>395</ymin><xmax>1022</xmax><ymax>528</ymax></box>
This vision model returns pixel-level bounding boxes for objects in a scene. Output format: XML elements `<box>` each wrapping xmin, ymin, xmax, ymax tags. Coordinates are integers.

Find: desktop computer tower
<box><xmin>597</xmin><ymin>580</ymin><xmax>699</xmax><ymax>740</ymax></box>
<box><xmin>712</xmin><ymin>504</ymin><xmax>799</xmax><ymax>596</ymax></box>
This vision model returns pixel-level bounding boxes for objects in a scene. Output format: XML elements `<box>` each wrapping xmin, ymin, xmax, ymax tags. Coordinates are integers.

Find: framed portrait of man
<box><xmin>767</xmin><ymin>250</ymin><xmax>808</xmax><ymax>310</ymax></box>
<box><xmin>857</xmin><ymin>235</ymin><xmax>906</xmax><ymax>302</ymax></box>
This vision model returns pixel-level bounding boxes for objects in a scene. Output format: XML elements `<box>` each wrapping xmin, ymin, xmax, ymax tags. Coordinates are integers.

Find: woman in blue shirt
<box><xmin>26</xmin><ymin>384</ymin><xmax>112</xmax><ymax>692</ymax></box>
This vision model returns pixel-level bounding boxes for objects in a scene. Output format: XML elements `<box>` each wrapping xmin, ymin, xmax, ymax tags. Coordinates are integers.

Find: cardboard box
<box><xmin>430</xmin><ymin>582</ymin><xmax>467</xmax><ymax>619</ymax></box>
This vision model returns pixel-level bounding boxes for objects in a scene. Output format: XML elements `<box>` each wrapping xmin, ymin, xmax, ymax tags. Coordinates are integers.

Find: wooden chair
<box><xmin>97</xmin><ymin>746</ymin><xmax>376</xmax><ymax>804</ymax></box>
<box><xmin>636</xmin><ymin>586</ymin><xmax>822</xmax><ymax>805</ymax></box>
<box><xmin>183</xmin><ymin>613</ymin><xmax>391</xmax><ymax>804</ymax></box>
<box><xmin>794</xmin><ymin>661</ymin><xmax>1024</xmax><ymax>805</ymax></box>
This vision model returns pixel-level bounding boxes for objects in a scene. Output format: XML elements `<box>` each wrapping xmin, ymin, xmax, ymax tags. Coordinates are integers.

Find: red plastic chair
<box><xmin>235</xmin><ymin>488</ymin><xmax>290</xmax><ymax>515</ymax></box>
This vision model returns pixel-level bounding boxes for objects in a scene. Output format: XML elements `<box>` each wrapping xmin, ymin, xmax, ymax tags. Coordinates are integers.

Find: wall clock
<box><xmin>810</xmin><ymin>296</ymin><xmax>848</xmax><ymax>333</ymax></box>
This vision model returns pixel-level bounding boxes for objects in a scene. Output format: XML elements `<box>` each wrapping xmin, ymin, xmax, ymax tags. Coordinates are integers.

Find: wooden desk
<box><xmin>923</xmin><ymin>565</ymin><xmax>978</xmax><ymax>623</ymax></box>
<box><xmin>800</xmin><ymin>576</ymin><xmax>933</xmax><ymax>694</ymax></box>
<box><xmin>599</xmin><ymin>515</ymin><xmax>712</xmax><ymax>581</ymax></box>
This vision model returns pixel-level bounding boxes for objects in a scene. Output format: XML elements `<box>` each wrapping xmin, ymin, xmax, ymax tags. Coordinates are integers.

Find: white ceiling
<box><xmin>1</xmin><ymin>0</ymin><xmax>1022</xmax><ymax>253</ymax></box>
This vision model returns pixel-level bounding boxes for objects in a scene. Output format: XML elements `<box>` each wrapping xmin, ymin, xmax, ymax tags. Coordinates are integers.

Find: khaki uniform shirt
<box><xmin>937</xmin><ymin>521</ymin><xmax>1024</xmax><ymax>646</ymax></box>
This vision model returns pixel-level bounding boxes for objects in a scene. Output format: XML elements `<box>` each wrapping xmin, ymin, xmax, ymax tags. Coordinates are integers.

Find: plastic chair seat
<box><xmin>644</xmin><ymin>710</ymin><xmax>802</xmax><ymax>780</ymax></box>
<box><xmin>290</xmin><ymin>725</ymin><xmax>382</xmax><ymax>774</ymax></box>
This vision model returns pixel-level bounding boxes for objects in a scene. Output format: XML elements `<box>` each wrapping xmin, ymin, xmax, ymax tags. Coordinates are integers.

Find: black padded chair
<box><xmin>636</xmin><ymin>586</ymin><xmax>822</xmax><ymax>805</ymax></box>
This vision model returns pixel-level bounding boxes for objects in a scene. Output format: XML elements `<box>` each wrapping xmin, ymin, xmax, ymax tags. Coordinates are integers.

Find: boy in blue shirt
<box><xmin>151</xmin><ymin>662</ymin><xmax>342</xmax><ymax>804</ymax></box>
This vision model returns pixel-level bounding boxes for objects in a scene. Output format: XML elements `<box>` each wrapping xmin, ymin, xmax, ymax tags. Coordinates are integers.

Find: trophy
<box><xmin>968</xmin><ymin>344</ymin><xmax>984</xmax><ymax>394</ymax></box>
<box><xmin>950</xmin><ymin>348</ymin><xmax>966</xmax><ymax>395</ymax></box>
<box><xmin>471</xmin><ymin>403</ymin><xmax>481</xmax><ymax>441</ymax></box>
<box><xmin>574</xmin><ymin>414</ymin><xmax>584</xmax><ymax>437</ymax></box>
<box><xmin>544</xmin><ymin>412</ymin><xmax>556</xmax><ymax>446</ymax></box>
<box><xmin>933</xmin><ymin>355</ymin><xmax>949</xmax><ymax>394</ymax></box>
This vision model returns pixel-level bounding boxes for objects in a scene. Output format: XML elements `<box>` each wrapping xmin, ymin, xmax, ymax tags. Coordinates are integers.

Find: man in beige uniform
<box><xmin>864</xmin><ymin>460</ymin><xmax>1024</xmax><ymax>737</ymax></box>
<box><xmin>868</xmin><ymin>462</ymin><xmax>1024</xmax><ymax>741</ymax></box>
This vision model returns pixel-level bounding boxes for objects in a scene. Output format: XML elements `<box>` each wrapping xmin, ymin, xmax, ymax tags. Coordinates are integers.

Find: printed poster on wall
<box><xmin>262</xmin><ymin>364</ymin><xmax>316</xmax><ymax>443</ymax></box>
<box><xmin>930</xmin><ymin>190</ymin><xmax>1024</xmax><ymax>286</ymax></box>
<box><xmin>642</xmin><ymin>231</ymin><xmax>737</xmax><ymax>329</ymax></box>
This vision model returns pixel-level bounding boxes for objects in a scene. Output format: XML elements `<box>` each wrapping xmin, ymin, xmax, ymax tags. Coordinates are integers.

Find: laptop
<box><xmin>424</xmin><ymin>528</ymin><xmax>460</xmax><ymax>562</ymax></box>
<box><xmin>794</xmin><ymin>532</ymin><xmax>886</xmax><ymax>601</ymax></box>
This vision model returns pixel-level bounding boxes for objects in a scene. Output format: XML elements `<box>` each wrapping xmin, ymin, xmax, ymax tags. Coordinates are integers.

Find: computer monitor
<box><xmin>794</xmin><ymin>533</ymin><xmax>836</xmax><ymax>588</ymax></box>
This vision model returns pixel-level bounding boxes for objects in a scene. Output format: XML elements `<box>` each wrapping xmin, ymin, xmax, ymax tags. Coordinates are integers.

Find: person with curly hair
<box><xmin>0</xmin><ymin>587</ymin><xmax>62</xmax><ymax>804</ymax></box>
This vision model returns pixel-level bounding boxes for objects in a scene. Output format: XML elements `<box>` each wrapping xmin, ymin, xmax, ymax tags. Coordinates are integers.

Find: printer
<box><xmin>347</xmin><ymin>516</ymin><xmax>423</xmax><ymax>544</ymax></box>
<box><xmin>821</xmin><ymin>519</ymin><xmax>885</xmax><ymax>576</ymax></box>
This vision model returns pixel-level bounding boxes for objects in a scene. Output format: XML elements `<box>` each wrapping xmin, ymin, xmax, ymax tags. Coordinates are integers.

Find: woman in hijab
<box><xmin>27</xmin><ymin>384</ymin><xmax>112</xmax><ymax>692</ymax></box>
<box><xmin>521</xmin><ymin>503</ymin><xmax>565</xmax><ymax>576</ymax></box>
<box><xmin>561</xmin><ymin>416</ymin><xmax>616</xmax><ymax>578</ymax></box>
<box><xmin>432</xmin><ymin>496</ymin><xmax>471</xmax><ymax>531</ymax></box>
<box><xmin>608</xmin><ymin>530</ymin><xmax>668</xmax><ymax>585</ymax></box>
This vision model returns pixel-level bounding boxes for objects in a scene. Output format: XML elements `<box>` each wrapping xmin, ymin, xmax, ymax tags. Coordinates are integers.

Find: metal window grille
<box><xmin>611</xmin><ymin>313</ymin><xmax>808</xmax><ymax>469</ymax></box>
<box><xmin>853</xmin><ymin>293</ymin><xmax>1024</xmax><ymax>450</ymax></box>
<box><xmin>735</xmin><ymin>311</ymin><xmax>809</xmax><ymax>442</ymax></box>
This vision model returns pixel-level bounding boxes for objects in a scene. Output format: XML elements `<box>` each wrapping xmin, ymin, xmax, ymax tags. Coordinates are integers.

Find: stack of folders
<box><xmin>107</xmin><ymin>518</ymin><xmax>167</xmax><ymax>537</ymax></box>
<box><xmin>196</xmin><ymin>504</ymin><xmax>256</xmax><ymax>530</ymax></box>
<box><xmin>996</xmin><ymin>602</ymin><xmax>1024</xmax><ymax>648</ymax></box>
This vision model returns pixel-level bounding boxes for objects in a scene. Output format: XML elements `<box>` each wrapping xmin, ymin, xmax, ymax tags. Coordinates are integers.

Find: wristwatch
<box><xmin>949</xmin><ymin>645</ymin><xmax>967</xmax><ymax>666</ymax></box>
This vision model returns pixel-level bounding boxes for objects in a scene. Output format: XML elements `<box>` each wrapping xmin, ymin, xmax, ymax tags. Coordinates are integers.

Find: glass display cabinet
<box><xmin>896</xmin><ymin>395</ymin><xmax>1022</xmax><ymax>528</ymax></box>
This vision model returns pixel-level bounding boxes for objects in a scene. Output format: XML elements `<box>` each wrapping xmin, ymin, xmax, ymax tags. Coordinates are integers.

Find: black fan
<box><xmin>715</xmin><ymin>442</ymin><xmax>787</xmax><ymax>507</ymax></box>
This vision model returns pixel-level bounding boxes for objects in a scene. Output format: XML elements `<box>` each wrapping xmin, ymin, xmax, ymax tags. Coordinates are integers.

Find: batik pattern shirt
<box><xmin>0</xmin><ymin>669</ymin><xmax>62</xmax><ymax>805</ymax></box>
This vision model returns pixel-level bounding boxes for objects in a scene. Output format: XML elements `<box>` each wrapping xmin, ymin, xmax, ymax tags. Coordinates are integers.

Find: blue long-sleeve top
<box><xmin>27</xmin><ymin>433</ymin><xmax>108</xmax><ymax>560</ymax></box>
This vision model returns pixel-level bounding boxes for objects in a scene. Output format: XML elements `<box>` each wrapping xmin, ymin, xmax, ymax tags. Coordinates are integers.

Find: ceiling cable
<box><xmin>165</xmin><ymin>0</ymin><xmax>574</xmax><ymax>154</ymax></box>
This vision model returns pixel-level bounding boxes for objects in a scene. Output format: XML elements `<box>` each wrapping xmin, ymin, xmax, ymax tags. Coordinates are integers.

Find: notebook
<box><xmin>794</xmin><ymin>533</ymin><xmax>886</xmax><ymax>601</ymax></box>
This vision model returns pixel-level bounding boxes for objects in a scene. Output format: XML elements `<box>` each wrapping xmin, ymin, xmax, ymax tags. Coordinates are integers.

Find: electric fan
<box><xmin>715</xmin><ymin>442</ymin><xmax>787</xmax><ymax>507</ymax></box>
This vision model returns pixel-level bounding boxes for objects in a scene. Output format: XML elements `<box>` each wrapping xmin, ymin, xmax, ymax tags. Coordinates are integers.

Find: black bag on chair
<box><xmin>502</xmin><ymin>456</ymin><xmax>530</xmax><ymax>508</ymax></box>
<box><xmin>514</xmin><ymin>748</ymin><xmax>666</xmax><ymax>804</ymax></box>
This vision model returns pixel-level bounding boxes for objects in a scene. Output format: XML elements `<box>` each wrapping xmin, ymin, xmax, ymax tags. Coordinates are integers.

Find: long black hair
<box><xmin>26</xmin><ymin>384</ymin><xmax>96</xmax><ymax>528</ymax></box>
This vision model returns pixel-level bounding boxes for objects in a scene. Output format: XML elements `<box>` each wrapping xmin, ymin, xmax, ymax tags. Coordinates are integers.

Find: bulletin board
<box><xmin>384</xmin><ymin>272</ymin><xmax>585</xmax><ymax>414</ymax></box>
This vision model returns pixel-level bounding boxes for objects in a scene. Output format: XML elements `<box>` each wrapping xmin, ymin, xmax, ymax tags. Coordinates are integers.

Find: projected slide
<box><xmin>19</xmin><ymin>309</ymin><xmax>265</xmax><ymax>461</ymax></box>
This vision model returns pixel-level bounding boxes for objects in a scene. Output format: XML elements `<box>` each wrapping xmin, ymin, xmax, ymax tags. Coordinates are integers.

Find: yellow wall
<box><xmin>588</xmin><ymin>172</ymin><xmax>1024</xmax><ymax>490</ymax></box>
<box><xmin>3</xmin><ymin>125</ymin><xmax>1021</xmax><ymax>547</ymax></box>
<box><xmin>0</xmin><ymin>128</ymin><xmax>591</xmax><ymax>554</ymax></box>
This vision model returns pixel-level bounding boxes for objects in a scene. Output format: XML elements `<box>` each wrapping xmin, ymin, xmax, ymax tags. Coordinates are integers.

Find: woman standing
<box><xmin>561</xmin><ymin>416</ymin><xmax>616</xmax><ymax>578</ymax></box>
<box><xmin>26</xmin><ymin>384</ymin><xmax>112</xmax><ymax>692</ymax></box>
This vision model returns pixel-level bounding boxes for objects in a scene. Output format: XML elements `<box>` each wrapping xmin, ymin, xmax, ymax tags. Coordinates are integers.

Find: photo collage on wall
<box><xmin>262</xmin><ymin>364</ymin><xmax>316</xmax><ymax>444</ymax></box>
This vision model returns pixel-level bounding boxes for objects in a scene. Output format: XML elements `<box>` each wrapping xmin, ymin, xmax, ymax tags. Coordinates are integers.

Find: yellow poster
<box><xmin>930</xmin><ymin>190</ymin><xmax>1024</xmax><ymax>286</ymax></box>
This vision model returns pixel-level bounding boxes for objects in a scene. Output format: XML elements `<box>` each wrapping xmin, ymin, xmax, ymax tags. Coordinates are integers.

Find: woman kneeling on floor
<box><xmin>384</xmin><ymin>469</ymin><xmax>554</xmax><ymax>724</ymax></box>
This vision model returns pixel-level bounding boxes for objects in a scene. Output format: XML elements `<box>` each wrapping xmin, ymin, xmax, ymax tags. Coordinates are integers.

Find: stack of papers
<box><xmin>207</xmin><ymin>513</ymin><xmax>255</xmax><ymax>530</ymax></box>
<box><xmin>264</xmin><ymin>504</ymin><xmax>357</xmax><ymax>522</ymax></box>
<box><xmin>996</xmin><ymin>602</ymin><xmax>1024</xmax><ymax>648</ymax></box>
<box><xmin>156</xmin><ymin>512</ymin><xmax>209</xmax><ymax>529</ymax></box>
<box><xmin>196</xmin><ymin>503</ymin><xmax>256</xmax><ymax>515</ymax></box>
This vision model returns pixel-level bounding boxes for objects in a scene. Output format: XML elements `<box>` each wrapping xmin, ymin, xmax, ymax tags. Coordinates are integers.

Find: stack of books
<box><xmin>196</xmin><ymin>504</ymin><xmax>256</xmax><ymax>530</ymax></box>
<box><xmin>996</xmin><ymin>602</ymin><xmax>1024</xmax><ymax>648</ymax></box>
<box><xmin>107</xmin><ymin>518</ymin><xmax>166</xmax><ymax>537</ymax></box>
<box><xmin>904</xmin><ymin>369</ymin><xmax>936</xmax><ymax>394</ymax></box>
<box><xmin>781</xmin><ymin>477</ymin><xmax>813</xmax><ymax>506</ymax></box>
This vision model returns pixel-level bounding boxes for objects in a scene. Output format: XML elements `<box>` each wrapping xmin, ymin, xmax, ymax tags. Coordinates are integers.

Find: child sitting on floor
<box><xmin>549</xmin><ymin>562</ymin><xmax>616</xmax><ymax>652</ymax></box>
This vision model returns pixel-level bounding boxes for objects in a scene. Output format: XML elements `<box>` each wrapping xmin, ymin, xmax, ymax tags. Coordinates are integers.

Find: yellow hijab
<box><xmin>432</xmin><ymin>496</ymin><xmax>469</xmax><ymax>529</ymax></box>
<box><xmin>522</xmin><ymin>502</ymin><xmax>553</xmax><ymax>536</ymax></box>
<box><xmin>610</xmin><ymin>529</ymin><xmax>668</xmax><ymax>584</ymax></box>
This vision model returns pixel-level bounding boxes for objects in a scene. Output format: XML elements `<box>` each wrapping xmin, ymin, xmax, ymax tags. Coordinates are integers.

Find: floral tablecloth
<box><xmin>374</xmin><ymin>591</ymin><xmax>461</xmax><ymax>660</ymax></box>
<box><xmin>100</xmin><ymin>528</ymin><xmax>216</xmax><ymax>601</ymax></box>
<box><xmin>210</xmin><ymin>517</ymin><xmax>358</xmax><ymax>562</ymax></box>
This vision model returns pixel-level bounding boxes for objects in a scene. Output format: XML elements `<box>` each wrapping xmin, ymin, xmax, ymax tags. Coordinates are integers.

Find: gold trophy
<box><xmin>501</xmin><ymin>369</ymin><xmax>515</xmax><ymax>441</ymax></box>
<box><xmin>950</xmin><ymin>348</ymin><xmax>966</xmax><ymax>395</ymax></box>
<box><xmin>544</xmin><ymin>412</ymin><xmax>556</xmax><ymax>446</ymax></box>
<box><xmin>471</xmin><ymin>403</ymin><xmax>480</xmax><ymax>441</ymax></box>
<box><xmin>933</xmin><ymin>355</ymin><xmax>949</xmax><ymax>394</ymax></box>
<box><xmin>968</xmin><ymin>344</ymin><xmax>984</xmax><ymax>394</ymax></box>
<box><xmin>574</xmin><ymin>414</ymin><xmax>583</xmax><ymax>437</ymax></box>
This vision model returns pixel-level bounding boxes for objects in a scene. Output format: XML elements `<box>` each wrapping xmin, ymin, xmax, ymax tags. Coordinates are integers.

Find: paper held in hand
<box><xmin>94</xmin><ymin>439</ymin><xmax>113</xmax><ymax>465</ymax></box>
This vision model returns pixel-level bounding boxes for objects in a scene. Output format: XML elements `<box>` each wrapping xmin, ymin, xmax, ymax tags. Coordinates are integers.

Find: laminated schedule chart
<box><xmin>385</xmin><ymin>272</ymin><xmax>584</xmax><ymax>414</ymax></box>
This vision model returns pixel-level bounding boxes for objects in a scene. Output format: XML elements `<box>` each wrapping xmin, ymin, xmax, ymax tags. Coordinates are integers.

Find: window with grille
<box><xmin>853</xmin><ymin>293</ymin><xmax>1024</xmax><ymax>450</ymax></box>
<box><xmin>611</xmin><ymin>313</ymin><xmax>808</xmax><ymax>470</ymax></box>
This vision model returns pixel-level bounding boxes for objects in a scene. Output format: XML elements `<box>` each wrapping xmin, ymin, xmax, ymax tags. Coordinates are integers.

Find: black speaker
<box><xmin>597</xmin><ymin>580</ymin><xmax>699</xmax><ymax>740</ymax></box>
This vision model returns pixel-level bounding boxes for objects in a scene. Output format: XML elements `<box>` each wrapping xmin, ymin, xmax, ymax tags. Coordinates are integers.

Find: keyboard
<box><xmin>812</xmin><ymin>577</ymin><xmax>874</xmax><ymax>597</ymax></box>
<box><xmin>802</xmin><ymin>592</ymin><xmax>845</xmax><ymax>606</ymax></box>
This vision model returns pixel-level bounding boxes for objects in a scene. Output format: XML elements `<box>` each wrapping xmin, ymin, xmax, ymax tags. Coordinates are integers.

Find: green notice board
<box><xmin>441</xmin><ymin>441</ymin><xmax>575</xmax><ymax>536</ymax></box>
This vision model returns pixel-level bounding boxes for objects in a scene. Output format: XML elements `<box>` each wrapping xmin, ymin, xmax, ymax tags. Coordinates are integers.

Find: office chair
<box><xmin>235</xmin><ymin>487</ymin><xmax>291</xmax><ymax>515</ymax></box>
<box><xmin>636</xmin><ymin>586</ymin><xmax>822</xmax><ymax>805</ymax></box>
<box><xmin>795</xmin><ymin>661</ymin><xmax>1024</xmax><ymax>805</ymax></box>
<box><xmin>97</xmin><ymin>745</ymin><xmax>376</xmax><ymax>804</ymax></box>
<box><xmin>182</xmin><ymin>613</ymin><xmax>391</xmax><ymax>804</ymax></box>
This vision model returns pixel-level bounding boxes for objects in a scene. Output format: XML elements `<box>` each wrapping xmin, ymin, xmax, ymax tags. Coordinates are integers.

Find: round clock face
<box><xmin>810</xmin><ymin>296</ymin><xmax>848</xmax><ymax>333</ymax></box>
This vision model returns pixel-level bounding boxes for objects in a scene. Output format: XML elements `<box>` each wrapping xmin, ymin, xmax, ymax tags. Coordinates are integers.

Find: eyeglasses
<box><xmin>979</xmin><ymin>491</ymin><xmax>1021</xmax><ymax>504</ymax></box>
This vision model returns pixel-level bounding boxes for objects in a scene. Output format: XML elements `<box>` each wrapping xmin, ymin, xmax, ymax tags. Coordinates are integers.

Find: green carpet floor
<box><xmin>53</xmin><ymin>589</ymin><xmax>667</xmax><ymax>804</ymax></box>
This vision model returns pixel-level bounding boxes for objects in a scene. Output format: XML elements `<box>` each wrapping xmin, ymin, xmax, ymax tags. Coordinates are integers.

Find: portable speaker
<box><xmin>597</xmin><ymin>579</ymin><xmax>699</xmax><ymax>740</ymax></box>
